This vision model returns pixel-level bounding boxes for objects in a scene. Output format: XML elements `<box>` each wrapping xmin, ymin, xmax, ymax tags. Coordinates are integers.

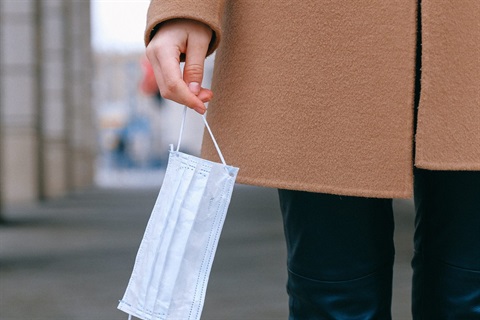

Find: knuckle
<box><xmin>145</xmin><ymin>46</ymin><xmax>161</xmax><ymax>64</ymax></box>
<box><xmin>161</xmin><ymin>90</ymin><xmax>173</xmax><ymax>100</ymax></box>
<box><xmin>184</xmin><ymin>63</ymin><xmax>204</xmax><ymax>78</ymax></box>
<box><xmin>161</xmin><ymin>79</ymin><xmax>181</xmax><ymax>99</ymax></box>
<box><xmin>145</xmin><ymin>45</ymin><xmax>155</xmax><ymax>59</ymax></box>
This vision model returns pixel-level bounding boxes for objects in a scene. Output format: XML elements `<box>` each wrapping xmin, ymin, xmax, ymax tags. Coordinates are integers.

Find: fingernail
<box><xmin>188</xmin><ymin>82</ymin><xmax>201</xmax><ymax>95</ymax></box>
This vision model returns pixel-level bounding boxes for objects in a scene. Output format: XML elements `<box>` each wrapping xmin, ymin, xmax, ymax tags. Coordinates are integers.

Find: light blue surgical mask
<box><xmin>118</xmin><ymin>107</ymin><xmax>238</xmax><ymax>320</ymax></box>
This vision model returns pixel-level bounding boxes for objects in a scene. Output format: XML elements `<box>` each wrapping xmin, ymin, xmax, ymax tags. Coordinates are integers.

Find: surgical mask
<box><xmin>118</xmin><ymin>107</ymin><xmax>239</xmax><ymax>320</ymax></box>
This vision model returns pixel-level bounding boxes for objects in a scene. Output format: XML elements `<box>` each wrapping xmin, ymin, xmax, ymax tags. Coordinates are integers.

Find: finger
<box><xmin>183</xmin><ymin>34</ymin><xmax>210</xmax><ymax>95</ymax></box>
<box><xmin>156</xmin><ymin>60</ymin><xmax>206</xmax><ymax>113</ymax></box>
<box><xmin>198</xmin><ymin>88</ymin><xmax>213</xmax><ymax>103</ymax></box>
<box><xmin>155</xmin><ymin>49</ymin><xmax>206</xmax><ymax>112</ymax></box>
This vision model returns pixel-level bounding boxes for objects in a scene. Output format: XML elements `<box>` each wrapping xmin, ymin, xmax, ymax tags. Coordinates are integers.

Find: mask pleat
<box><xmin>152</xmin><ymin>157</ymin><xmax>212</xmax><ymax>315</ymax></box>
<box><xmin>124</xmin><ymin>152</ymin><xmax>190</xmax><ymax>317</ymax></box>
<box><xmin>141</xmin><ymin>153</ymin><xmax>198</xmax><ymax>315</ymax></box>
<box><xmin>169</xmin><ymin>163</ymin><xmax>237</xmax><ymax>319</ymax></box>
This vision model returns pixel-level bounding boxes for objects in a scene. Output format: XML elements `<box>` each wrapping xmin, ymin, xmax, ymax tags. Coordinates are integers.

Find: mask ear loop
<box><xmin>176</xmin><ymin>106</ymin><xmax>228</xmax><ymax>167</ymax></box>
<box><xmin>175</xmin><ymin>106</ymin><xmax>188</xmax><ymax>153</ymax></box>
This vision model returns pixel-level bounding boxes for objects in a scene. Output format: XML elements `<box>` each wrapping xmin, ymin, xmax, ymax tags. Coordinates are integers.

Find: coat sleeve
<box><xmin>144</xmin><ymin>0</ymin><xmax>225</xmax><ymax>56</ymax></box>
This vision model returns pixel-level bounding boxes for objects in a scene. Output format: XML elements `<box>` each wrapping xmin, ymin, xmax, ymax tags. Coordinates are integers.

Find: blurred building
<box><xmin>92</xmin><ymin>51</ymin><xmax>214</xmax><ymax>188</ymax></box>
<box><xmin>0</xmin><ymin>1</ymin><xmax>95</xmax><ymax>215</ymax></box>
<box><xmin>93</xmin><ymin>52</ymin><xmax>167</xmax><ymax>177</ymax></box>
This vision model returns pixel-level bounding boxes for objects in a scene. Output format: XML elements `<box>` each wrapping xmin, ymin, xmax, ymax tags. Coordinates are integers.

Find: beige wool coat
<box><xmin>145</xmin><ymin>0</ymin><xmax>480</xmax><ymax>199</ymax></box>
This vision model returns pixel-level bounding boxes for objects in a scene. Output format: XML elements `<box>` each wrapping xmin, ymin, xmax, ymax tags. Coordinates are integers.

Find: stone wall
<box><xmin>0</xmin><ymin>0</ymin><xmax>94</xmax><ymax>211</ymax></box>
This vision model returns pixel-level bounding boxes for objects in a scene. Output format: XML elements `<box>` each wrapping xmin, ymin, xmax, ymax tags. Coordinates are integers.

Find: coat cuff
<box><xmin>144</xmin><ymin>0</ymin><xmax>224</xmax><ymax>57</ymax></box>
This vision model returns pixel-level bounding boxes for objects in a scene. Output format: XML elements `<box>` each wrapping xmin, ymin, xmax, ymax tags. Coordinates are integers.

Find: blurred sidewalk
<box><xmin>0</xmin><ymin>185</ymin><xmax>414</xmax><ymax>320</ymax></box>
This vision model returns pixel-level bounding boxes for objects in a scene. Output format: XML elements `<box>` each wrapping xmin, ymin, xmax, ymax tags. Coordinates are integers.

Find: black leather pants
<box><xmin>412</xmin><ymin>169</ymin><xmax>480</xmax><ymax>319</ymax></box>
<box><xmin>278</xmin><ymin>169</ymin><xmax>480</xmax><ymax>320</ymax></box>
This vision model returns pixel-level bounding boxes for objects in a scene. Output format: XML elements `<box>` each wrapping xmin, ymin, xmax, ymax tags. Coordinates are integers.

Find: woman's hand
<box><xmin>146</xmin><ymin>19</ymin><xmax>213</xmax><ymax>114</ymax></box>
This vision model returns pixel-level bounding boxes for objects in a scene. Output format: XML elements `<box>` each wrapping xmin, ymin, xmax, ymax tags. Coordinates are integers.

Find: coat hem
<box><xmin>235</xmin><ymin>176</ymin><xmax>413</xmax><ymax>200</ymax></box>
<box><xmin>415</xmin><ymin>161</ymin><xmax>480</xmax><ymax>171</ymax></box>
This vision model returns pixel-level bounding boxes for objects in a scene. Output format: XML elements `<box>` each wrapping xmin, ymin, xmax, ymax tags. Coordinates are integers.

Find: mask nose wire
<box><xmin>175</xmin><ymin>106</ymin><xmax>228</xmax><ymax>167</ymax></box>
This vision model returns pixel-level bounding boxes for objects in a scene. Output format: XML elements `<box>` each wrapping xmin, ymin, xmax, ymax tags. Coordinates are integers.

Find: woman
<box><xmin>144</xmin><ymin>1</ymin><xmax>480</xmax><ymax>318</ymax></box>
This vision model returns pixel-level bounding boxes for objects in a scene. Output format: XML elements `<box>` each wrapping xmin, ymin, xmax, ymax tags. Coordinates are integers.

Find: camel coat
<box><xmin>145</xmin><ymin>0</ymin><xmax>480</xmax><ymax>198</ymax></box>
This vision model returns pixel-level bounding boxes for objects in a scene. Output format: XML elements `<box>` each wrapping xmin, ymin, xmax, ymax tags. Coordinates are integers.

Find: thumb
<box><xmin>188</xmin><ymin>81</ymin><xmax>201</xmax><ymax>96</ymax></box>
<box><xmin>183</xmin><ymin>34</ymin><xmax>210</xmax><ymax>95</ymax></box>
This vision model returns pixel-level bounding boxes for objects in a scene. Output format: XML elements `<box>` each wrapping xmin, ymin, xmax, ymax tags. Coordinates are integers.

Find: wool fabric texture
<box><xmin>146</xmin><ymin>0</ymin><xmax>480</xmax><ymax>199</ymax></box>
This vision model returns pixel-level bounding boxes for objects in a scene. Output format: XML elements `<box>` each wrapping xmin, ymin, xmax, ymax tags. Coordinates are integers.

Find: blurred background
<box><xmin>0</xmin><ymin>0</ymin><xmax>211</xmax><ymax>213</ymax></box>
<box><xmin>0</xmin><ymin>1</ymin><xmax>292</xmax><ymax>319</ymax></box>
<box><xmin>0</xmin><ymin>1</ymin><xmax>413</xmax><ymax>319</ymax></box>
